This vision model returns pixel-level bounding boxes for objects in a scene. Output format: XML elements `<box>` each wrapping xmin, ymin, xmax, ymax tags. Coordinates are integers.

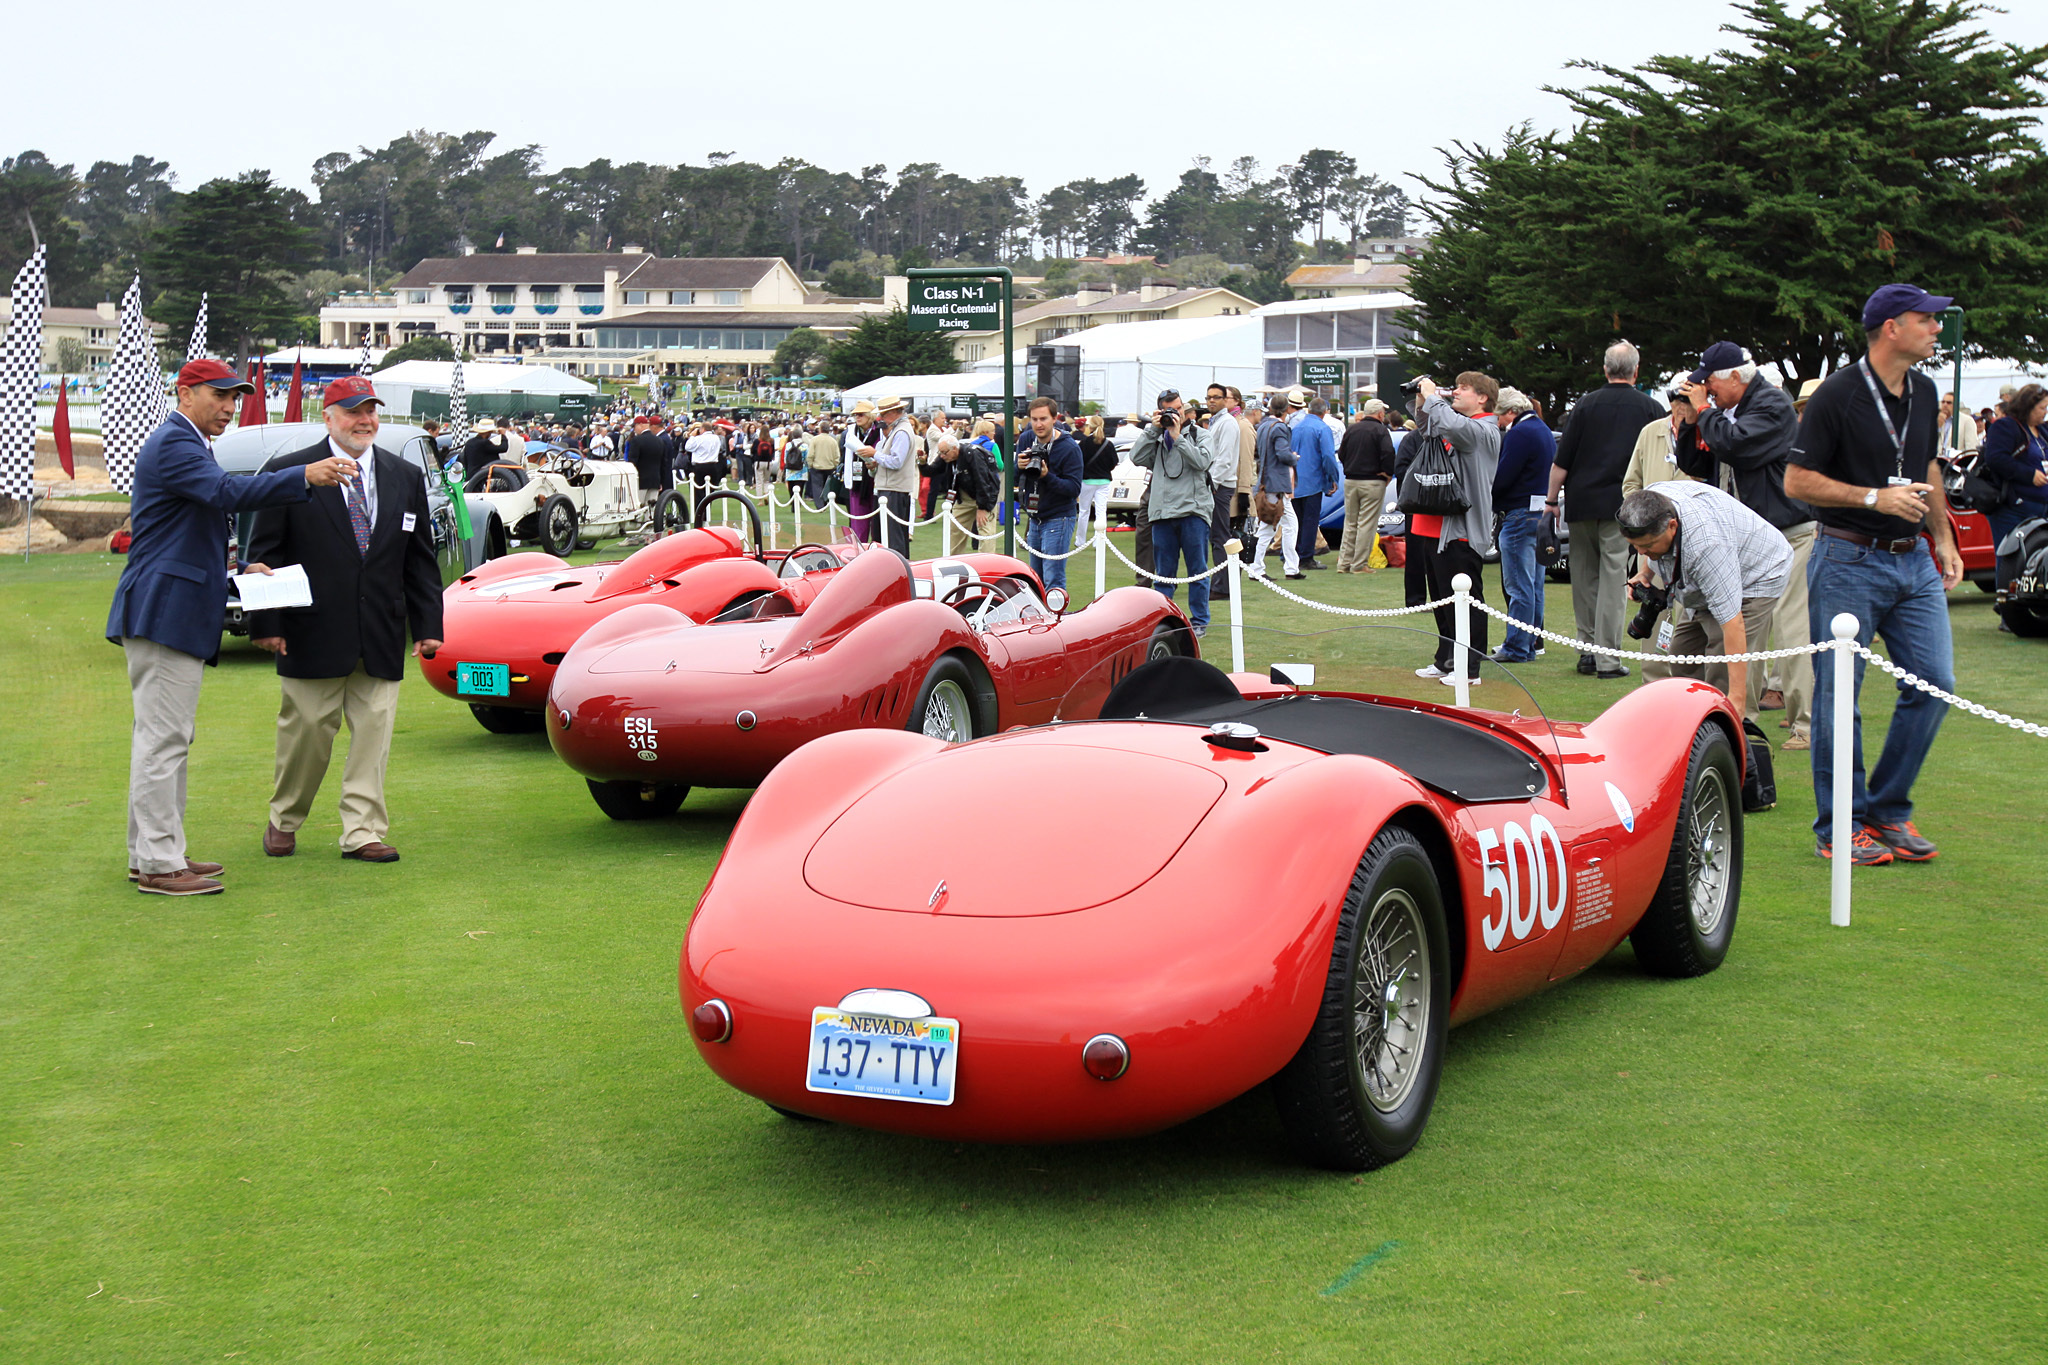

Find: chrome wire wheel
<box><xmin>1687</xmin><ymin>762</ymin><xmax>1734</xmax><ymax>937</ymax></box>
<box><xmin>1354</xmin><ymin>887</ymin><xmax>1431</xmax><ymax>1114</ymax></box>
<box><xmin>922</xmin><ymin>678</ymin><xmax>972</xmax><ymax>742</ymax></box>
<box><xmin>546</xmin><ymin>502</ymin><xmax>574</xmax><ymax>544</ymax></box>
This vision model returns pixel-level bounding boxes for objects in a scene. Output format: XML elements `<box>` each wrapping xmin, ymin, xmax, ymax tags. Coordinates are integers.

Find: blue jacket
<box><xmin>105</xmin><ymin>414</ymin><xmax>312</xmax><ymax>663</ymax></box>
<box><xmin>1290</xmin><ymin>413</ymin><xmax>1340</xmax><ymax>497</ymax></box>
<box><xmin>1022</xmin><ymin>430</ymin><xmax>1083</xmax><ymax>520</ymax></box>
<box><xmin>1979</xmin><ymin>416</ymin><xmax>2048</xmax><ymax>512</ymax></box>
<box><xmin>1493</xmin><ymin>413</ymin><xmax>1556</xmax><ymax>512</ymax></box>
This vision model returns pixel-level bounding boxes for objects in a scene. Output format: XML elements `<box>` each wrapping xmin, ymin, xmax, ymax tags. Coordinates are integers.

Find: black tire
<box><xmin>484</xmin><ymin>512</ymin><xmax>509</xmax><ymax>561</ymax></box>
<box><xmin>1998</xmin><ymin>601</ymin><xmax>2048</xmax><ymax>637</ymax></box>
<box><xmin>1272</xmin><ymin>826</ymin><xmax>1451</xmax><ymax>1172</ymax></box>
<box><xmin>536</xmin><ymin>494</ymin><xmax>579</xmax><ymax>557</ymax></box>
<box><xmin>1971</xmin><ymin>576</ymin><xmax>1996</xmax><ymax>593</ymax></box>
<box><xmin>1147</xmin><ymin>620</ymin><xmax>1194</xmax><ymax>661</ymax></box>
<box><xmin>585</xmin><ymin>779</ymin><xmax>689</xmax><ymax>820</ymax></box>
<box><xmin>908</xmin><ymin>656</ymin><xmax>978</xmax><ymax>742</ymax></box>
<box><xmin>469</xmin><ymin>704</ymin><xmax>543</xmax><ymax>734</ymax></box>
<box><xmin>1631</xmin><ymin>722</ymin><xmax>1742</xmax><ymax>978</ymax></box>
<box><xmin>654</xmin><ymin>489</ymin><xmax>688</xmax><ymax>538</ymax></box>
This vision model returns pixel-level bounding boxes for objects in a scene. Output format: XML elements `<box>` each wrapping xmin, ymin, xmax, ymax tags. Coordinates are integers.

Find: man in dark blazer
<box><xmin>107</xmin><ymin>360</ymin><xmax>358</xmax><ymax>896</ymax></box>
<box><xmin>245</xmin><ymin>375</ymin><xmax>444</xmax><ymax>863</ymax></box>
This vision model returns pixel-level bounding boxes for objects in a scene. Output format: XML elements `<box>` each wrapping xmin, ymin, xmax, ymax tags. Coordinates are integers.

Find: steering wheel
<box><xmin>940</xmin><ymin>579</ymin><xmax>1004</xmax><ymax>622</ymax></box>
<box><xmin>692</xmin><ymin>488</ymin><xmax>767</xmax><ymax>561</ymax></box>
<box><xmin>778</xmin><ymin>542</ymin><xmax>835</xmax><ymax>579</ymax></box>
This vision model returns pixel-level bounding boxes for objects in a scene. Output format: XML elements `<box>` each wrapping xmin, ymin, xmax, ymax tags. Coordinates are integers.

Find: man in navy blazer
<box><xmin>245</xmin><ymin>375</ymin><xmax>443</xmax><ymax>864</ymax></box>
<box><xmin>106</xmin><ymin>359</ymin><xmax>359</xmax><ymax>896</ymax></box>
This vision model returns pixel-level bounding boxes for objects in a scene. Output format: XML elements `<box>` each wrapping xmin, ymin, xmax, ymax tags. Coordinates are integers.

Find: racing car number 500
<box><xmin>1476</xmin><ymin>816</ymin><xmax>1567</xmax><ymax>951</ymax></box>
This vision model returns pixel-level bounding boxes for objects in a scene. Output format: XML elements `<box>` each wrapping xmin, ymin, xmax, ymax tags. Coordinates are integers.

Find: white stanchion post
<box><xmin>1226</xmin><ymin>539</ymin><xmax>1245</xmax><ymax>674</ymax></box>
<box><xmin>1095</xmin><ymin>527</ymin><xmax>1107</xmax><ymax>603</ymax></box>
<box><xmin>1830</xmin><ymin>612</ymin><xmax>1858</xmax><ymax>928</ymax></box>
<box><xmin>792</xmin><ymin>492</ymin><xmax>803</xmax><ymax>546</ymax></box>
<box><xmin>767</xmin><ymin>489</ymin><xmax>778</xmax><ymax>551</ymax></box>
<box><xmin>941</xmin><ymin>507</ymin><xmax>953</xmax><ymax>558</ymax></box>
<box><xmin>828</xmin><ymin>495</ymin><xmax>839</xmax><ymax>542</ymax></box>
<box><xmin>1451</xmin><ymin>573</ymin><xmax>1473</xmax><ymax>708</ymax></box>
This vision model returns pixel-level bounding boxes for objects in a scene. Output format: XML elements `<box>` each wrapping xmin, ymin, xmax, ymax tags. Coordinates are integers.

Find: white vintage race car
<box><xmin>463</xmin><ymin>447</ymin><xmax>687</xmax><ymax>555</ymax></box>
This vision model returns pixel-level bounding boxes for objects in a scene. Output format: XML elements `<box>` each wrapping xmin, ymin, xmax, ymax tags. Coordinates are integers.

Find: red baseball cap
<box><xmin>322</xmin><ymin>375</ymin><xmax>385</xmax><ymax>410</ymax></box>
<box><xmin>176</xmin><ymin>359</ymin><xmax>255</xmax><ymax>394</ymax></box>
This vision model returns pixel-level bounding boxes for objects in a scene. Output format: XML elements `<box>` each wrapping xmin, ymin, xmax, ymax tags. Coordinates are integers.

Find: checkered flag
<box><xmin>186</xmin><ymin>292</ymin><xmax>208</xmax><ymax>361</ymax></box>
<box><xmin>447</xmin><ymin>353</ymin><xmax>467</xmax><ymax>447</ymax></box>
<box><xmin>358</xmin><ymin>333</ymin><xmax>374</xmax><ymax>375</ymax></box>
<box><xmin>103</xmin><ymin>275</ymin><xmax>170</xmax><ymax>495</ymax></box>
<box><xmin>0</xmin><ymin>244</ymin><xmax>48</xmax><ymax>503</ymax></box>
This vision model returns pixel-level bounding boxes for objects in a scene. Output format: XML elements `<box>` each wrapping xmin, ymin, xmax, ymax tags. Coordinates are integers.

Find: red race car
<box><xmin>423</xmin><ymin>493</ymin><xmax>874</xmax><ymax>733</ymax></box>
<box><xmin>545</xmin><ymin>544</ymin><xmax>1195</xmax><ymax>819</ymax></box>
<box><xmin>678</xmin><ymin>648</ymin><xmax>1746</xmax><ymax>1171</ymax></box>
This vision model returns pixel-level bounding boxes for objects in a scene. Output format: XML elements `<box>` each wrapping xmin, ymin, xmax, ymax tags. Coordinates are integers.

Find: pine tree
<box><xmin>820</xmin><ymin>310</ymin><xmax>958</xmax><ymax>391</ymax></box>
<box><xmin>148</xmin><ymin>172</ymin><xmax>318</xmax><ymax>366</ymax></box>
<box><xmin>1404</xmin><ymin>0</ymin><xmax>2048</xmax><ymax>415</ymax></box>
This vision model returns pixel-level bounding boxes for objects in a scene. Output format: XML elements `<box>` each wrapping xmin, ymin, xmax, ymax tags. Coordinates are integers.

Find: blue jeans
<box><xmin>1495</xmin><ymin>509</ymin><xmax>1544</xmax><ymax>659</ymax></box>
<box><xmin>1807</xmin><ymin>533</ymin><xmax>1954</xmax><ymax>841</ymax></box>
<box><xmin>1027</xmin><ymin>512</ymin><xmax>1077</xmax><ymax>592</ymax></box>
<box><xmin>1151</xmin><ymin>514</ymin><xmax>1211</xmax><ymax>629</ymax></box>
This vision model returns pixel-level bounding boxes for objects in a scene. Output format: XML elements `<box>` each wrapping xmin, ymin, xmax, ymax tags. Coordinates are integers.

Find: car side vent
<box><xmin>542</xmin><ymin>652</ymin><xmax>566</xmax><ymax>665</ymax></box>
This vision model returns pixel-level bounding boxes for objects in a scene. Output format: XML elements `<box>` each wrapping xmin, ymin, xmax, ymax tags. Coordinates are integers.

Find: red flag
<box><xmin>283</xmin><ymin>351</ymin><xmax>305</xmax><ymax>423</ymax></box>
<box><xmin>238</xmin><ymin>361</ymin><xmax>269</xmax><ymax>427</ymax></box>
<box><xmin>53</xmin><ymin>378</ymin><xmax>74</xmax><ymax>479</ymax></box>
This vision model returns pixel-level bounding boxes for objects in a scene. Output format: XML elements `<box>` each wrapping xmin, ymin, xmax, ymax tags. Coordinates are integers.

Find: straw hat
<box><xmin>848</xmin><ymin>398</ymin><xmax>878</xmax><ymax>416</ymax></box>
<box><xmin>472</xmin><ymin>418</ymin><xmax>496</xmax><ymax>434</ymax></box>
<box><xmin>874</xmin><ymin>395</ymin><xmax>907</xmax><ymax>415</ymax></box>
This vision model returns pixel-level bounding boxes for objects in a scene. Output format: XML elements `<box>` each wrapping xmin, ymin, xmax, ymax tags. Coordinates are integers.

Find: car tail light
<box><xmin>1081</xmin><ymin>1033</ymin><xmax>1128</xmax><ymax>1081</ymax></box>
<box><xmin>691</xmin><ymin>999</ymin><xmax>733</xmax><ymax>1043</ymax></box>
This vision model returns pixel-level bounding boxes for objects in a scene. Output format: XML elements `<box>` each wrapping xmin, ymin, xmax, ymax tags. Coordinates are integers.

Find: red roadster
<box><xmin>544</xmin><ymin>543</ymin><xmax>1195</xmax><ymax>819</ymax></box>
<box><xmin>678</xmin><ymin>647</ymin><xmax>1745</xmax><ymax>1171</ymax></box>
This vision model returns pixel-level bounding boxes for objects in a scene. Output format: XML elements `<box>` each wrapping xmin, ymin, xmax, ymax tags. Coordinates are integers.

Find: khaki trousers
<box><xmin>1336</xmin><ymin>478</ymin><xmax>1387</xmax><ymax>572</ymax></box>
<box><xmin>1640</xmin><ymin>595</ymin><xmax>1778</xmax><ymax>721</ymax></box>
<box><xmin>270</xmin><ymin>663</ymin><xmax>402</xmax><ymax>852</ymax></box>
<box><xmin>1568</xmin><ymin>518</ymin><xmax>1629</xmax><ymax>659</ymax></box>
<box><xmin>124</xmin><ymin>637</ymin><xmax>206</xmax><ymax>875</ymax></box>
<box><xmin>1763</xmin><ymin>522</ymin><xmax>1817</xmax><ymax>736</ymax></box>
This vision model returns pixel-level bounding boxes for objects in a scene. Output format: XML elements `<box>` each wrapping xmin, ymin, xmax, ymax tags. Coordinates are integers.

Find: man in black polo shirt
<box><xmin>1786</xmin><ymin>283</ymin><xmax>1964</xmax><ymax>867</ymax></box>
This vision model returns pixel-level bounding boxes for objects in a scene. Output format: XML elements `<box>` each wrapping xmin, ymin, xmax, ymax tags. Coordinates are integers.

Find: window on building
<box><xmin>532</xmin><ymin>288</ymin><xmax>559</xmax><ymax>305</ymax></box>
<box><xmin>515</xmin><ymin>322</ymin><xmax>541</xmax><ymax>330</ymax></box>
<box><xmin>1299</xmin><ymin>314</ymin><xmax>1334</xmax><ymax>351</ymax></box>
<box><xmin>1264</xmin><ymin>358</ymin><xmax>1298</xmax><ymax>389</ymax></box>
<box><xmin>624</xmin><ymin>290</ymin><xmax>651</xmax><ymax>306</ymax></box>
<box><xmin>447</xmin><ymin>288</ymin><xmax>474</xmax><ymax>305</ymax></box>
<box><xmin>742</xmin><ymin>331</ymin><xmax>767</xmax><ymax>351</ymax></box>
<box><xmin>545</xmin><ymin>322</ymin><xmax>572</xmax><ymax>331</ymax></box>
<box><xmin>1336</xmin><ymin>311</ymin><xmax>1375</xmax><ymax>351</ymax></box>
<box><xmin>464</xmin><ymin>321</ymin><xmax>481</xmax><ymax>330</ymax></box>
<box><xmin>1264</xmin><ymin>316</ymin><xmax>1296</xmax><ymax>353</ymax></box>
<box><xmin>714</xmin><ymin>290</ymin><xmax>741</xmax><ymax>306</ymax></box>
<box><xmin>668</xmin><ymin>290</ymin><xmax>695</xmax><ymax>306</ymax></box>
<box><xmin>722</xmin><ymin>330</ymin><xmax>745</xmax><ymax>350</ymax></box>
<box><xmin>484</xmin><ymin>322</ymin><xmax>510</xmax><ymax>331</ymax></box>
<box><xmin>405</xmin><ymin>290</ymin><xmax>431</xmax><ymax>304</ymax></box>
<box><xmin>701</xmin><ymin>331</ymin><xmax>723</xmax><ymax>350</ymax></box>
<box><xmin>487</xmin><ymin>287</ymin><xmax>514</xmax><ymax>306</ymax></box>
<box><xmin>1379</xmin><ymin>316</ymin><xmax>1415</xmax><ymax>348</ymax></box>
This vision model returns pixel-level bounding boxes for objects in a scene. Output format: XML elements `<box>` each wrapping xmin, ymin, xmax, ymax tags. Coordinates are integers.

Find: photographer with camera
<box><xmin>1131</xmin><ymin>388</ymin><xmax>1213</xmax><ymax>636</ymax></box>
<box><xmin>1619</xmin><ymin>483</ymin><xmax>1791</xmax><ymax>722</ymax></box>
<box><xmin>1409</xmin><ymin>373</ymin><xmax>1501</xmax><ymax>685</ymax></box>
<box><xmin>1017</xmin><ymin>396</ymin><xmax>1083</xmax><ymax>592</ymax></box>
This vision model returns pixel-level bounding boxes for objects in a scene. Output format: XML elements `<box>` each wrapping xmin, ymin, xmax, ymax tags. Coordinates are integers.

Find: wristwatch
<box><xmin>1863</xmin><ymin>488</ymin><xmax>1879</xmax><ymax>508</ymax></box>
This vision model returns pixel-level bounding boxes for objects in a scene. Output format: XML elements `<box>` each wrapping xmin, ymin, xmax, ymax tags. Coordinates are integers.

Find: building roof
<box><xmin>628</xmin><ymin>258</ymin><xmax>789</xmax><ymax>290</ymax></box>
<box><xmin>0</xmin><ymin>301</ymin><xmax>122</xmax><ymax>328</ymax></box>
<box><xmin>603</xmin><ymin>309</ymin><xmax>872</xmax><ymax>329</ymax></box>
<box><xmin>1283</xmin><ymin>262</ymin><xmax>1415</xmax><ymax>290</ymax></box>
<box><xmin>393</xmin><ymin>253</ymin><xmax>658</xmax><ymax>288</ymax></box>
<box><xmin>990</xmin><ymin>285</ymin><xmax>1256</xmax><ymax>332</ymax></box>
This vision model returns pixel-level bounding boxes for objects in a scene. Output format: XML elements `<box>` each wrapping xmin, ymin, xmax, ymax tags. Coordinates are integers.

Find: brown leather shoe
<box><xmin>137</xmin><ymin>870</ymin><xmax>224</xmax><ymax>896</ymax></box>
<box><xmin>264</xmin><ymin>823</ymin><xmax>295</xmax><ymax>857</ymax></box>
<box><xmin>342</xmin><ymin>841</ymin><xmax>400</xmax><ymax>863</ymax></box>
<box><xmin>1759</xmin><ymin>688</ymin><xmax>1786</xmax><ymax>711</ymax></box>
<box><xmin>128</xmin><ymin>858</ymin><xmax>224</xmax><ymax>882</ymax></box>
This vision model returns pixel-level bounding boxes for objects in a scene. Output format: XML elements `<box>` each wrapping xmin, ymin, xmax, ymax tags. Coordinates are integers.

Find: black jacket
<box><xmin>1339</xmin><ymin>417</ymin><xmax>1398</xmax><ymax>481</ymax></box>
<box><xmin>1676</xmin><ymin>374</ymin><xmax>1812</xmax><ymax>530</ymax></box>
<box><xmin>460</xmin><ymin>431</ymin><xmax>507</xmax><ymax>478</ymax></box>
<box><xmin>947</xmin><ymin>443</ymin><xmax>1001</xmax><ymax>509</ymax></box>
<box><xmin>244</xmin><ymin>439</ymin><xmax>444</xmax><ymax>681</ymax></box>
<box><xmin>628</xmin><ymin>430</ymin><xmax>672</xmax><ymax>491</ymax></box>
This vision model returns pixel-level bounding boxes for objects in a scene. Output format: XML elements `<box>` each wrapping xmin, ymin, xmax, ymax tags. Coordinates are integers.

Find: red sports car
<box><xmin>422</xmin><ymin>493</ymin><xmax>876</xmax><ymax>732</ymax></box>
<box><xmin>677</xmin><ymin>652</ymin><xmax>1745</xmax><ymax>1171</ymax></box>
<box><xmin>545</xmin><ymin>545</ymin><xmax>1195</xmax><ymax>819</ymax></box>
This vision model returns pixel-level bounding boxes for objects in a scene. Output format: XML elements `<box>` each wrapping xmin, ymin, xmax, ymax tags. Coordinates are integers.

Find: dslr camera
<box><xmin>1399</xmin><ymin>376</ymin><xmax>1432</xmax><ymax>395</ymax></box>
<box><xmin>1625</xmin><ymin>580</ymin><xmax>1671</xmax><ymax>641</ymax></box>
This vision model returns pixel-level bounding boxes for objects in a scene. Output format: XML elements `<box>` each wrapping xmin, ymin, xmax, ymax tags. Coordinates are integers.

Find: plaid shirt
<box><xmin>1646</xmin><ymin>480</ymin><xmax>1791</xmax><ymax>623</ymax></box>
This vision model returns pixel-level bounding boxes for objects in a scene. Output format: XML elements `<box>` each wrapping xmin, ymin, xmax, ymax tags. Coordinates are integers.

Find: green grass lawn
<box><xmin>3</xmin><ymin>533</ymin><xmax>2044</xmax><ymax>1363</ymax></box>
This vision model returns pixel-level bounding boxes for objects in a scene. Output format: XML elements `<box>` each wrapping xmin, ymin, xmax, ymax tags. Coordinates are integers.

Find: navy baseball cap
<box><xmin>1861</xmin><ymin>283</ymin><xmax>1954</xmax><ymax>331</ymax></box>
<box><xmin>1686</xmin><ymin>341</ymin><xmax>1752</xmax><ymax>384</ymax></box>
<box><xmin>322</xmin><ymin>375</ymin><xmax>385</xmax><ymax>410</ymax></box>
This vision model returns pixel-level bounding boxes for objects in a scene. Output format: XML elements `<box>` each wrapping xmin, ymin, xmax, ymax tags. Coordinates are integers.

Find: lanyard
<box><xmin>1857</xmin><ymin>359</ymin><xmax>1911</xmax><ymax>480</ymax></box>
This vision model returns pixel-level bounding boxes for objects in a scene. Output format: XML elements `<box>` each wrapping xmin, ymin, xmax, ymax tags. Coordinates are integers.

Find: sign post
<box><xmin>1300</xmin><ymin>359</ymin><xmax>1349</xmax><ymax>410</ymax></box>
<box><xmin>1940</xmin><ymin>307</ymin><xmax>1965</xmax><ymax>450</ymax></box>
<box><xmin>908</xmin><ymin>268</ymin><xmax>1014</xmax><ymax>555</ymax></box>
<box><xmin>949</xmin><ymin>392</ymin><xmax>979</xmax><ymax>414</ymax></box>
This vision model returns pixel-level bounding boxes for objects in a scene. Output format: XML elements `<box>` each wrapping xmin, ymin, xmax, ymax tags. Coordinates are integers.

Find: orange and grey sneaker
<box><xmin>1867</xmin><ymin>820</ymin><xmax>1939</xmax><ymax>862</ymax></box>
<box><xmin>1816</xmin><ymin>827</ymin><xmax>1894</xmax><ymax>866</ymax></box>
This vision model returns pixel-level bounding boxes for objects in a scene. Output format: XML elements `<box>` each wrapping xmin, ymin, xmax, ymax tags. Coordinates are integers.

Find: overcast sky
<box><xmin>16</xmin><ymin>0</ymin><xmax>2048</xmax><ymax>206</ymax></box>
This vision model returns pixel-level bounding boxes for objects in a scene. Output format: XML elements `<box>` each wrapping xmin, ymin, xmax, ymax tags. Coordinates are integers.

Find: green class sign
<box><xmin>1300</xmin><ymin>359</ymin><xmax>1349</xmax><ymax>387</ymax></box>
<box><xmin>907</xmin><ymin>279</ymin><xmax>1001</xmax><ymax>332</ymax></box>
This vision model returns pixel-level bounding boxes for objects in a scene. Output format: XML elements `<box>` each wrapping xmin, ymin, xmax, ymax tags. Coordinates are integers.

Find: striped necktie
<box><xmin>346</xmin><ymin>470</ymin><xmax>371</xmax><ymax>556</ymax></box>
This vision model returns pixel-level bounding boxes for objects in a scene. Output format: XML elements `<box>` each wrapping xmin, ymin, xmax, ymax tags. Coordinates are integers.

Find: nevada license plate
<box><xmin>805</xmin><ymin>1007</ymin><xmax>959</xmax><ymax>1105</ymax></box>
<box><xmin>456</xmin><ymin>661</ymin><xmax>510</xmax><ymax>697</ymax></box>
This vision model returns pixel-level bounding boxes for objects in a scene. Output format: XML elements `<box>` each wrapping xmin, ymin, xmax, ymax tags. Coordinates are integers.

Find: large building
<box><xmin>914</xmin><ymin>280</ymin><xmax>1259</xmax><ymax>364</ymax></box>
<box><xmin>1255</xmin><ymin>293</ymin><xmax>1419</xmax><ymax>401</ymax></box>
<box><xmin>318</xmin><ymin>250</ymin><xmax>889</xmax><ymax>382</ymax></box>
<box><xmin>1284</xmin><ymin>237</ymin><xmax>1428</xmax><ymax>299</ymax></box>
<box><xmin>0</xmin><ymin>298</ymin><xmax>159</xmax><ymax>376</ymax></box>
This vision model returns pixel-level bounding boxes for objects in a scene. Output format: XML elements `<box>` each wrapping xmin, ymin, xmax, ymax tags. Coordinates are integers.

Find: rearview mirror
<box><xmin>1045</xmin><ymin>586</ymin><xmax>1069</xmax><ymax>614</ymax></box>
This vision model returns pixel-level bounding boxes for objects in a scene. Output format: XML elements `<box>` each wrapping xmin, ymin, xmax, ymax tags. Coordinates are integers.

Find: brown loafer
<box><xmin>342</xmin><ymin>841</ymin><xmax>400</xmax><ymax>863</ymax></box>
<box><xmin>1759</xmin><ymin>689</ymin><xmax>1786</xmax><ymax>711</ymax></box>
<box><xmin>137</xmin><ymin>870</ymin><xmax>224</xmax><ymax>896</ymax></box>
<box><xmin>264</xmin><ymin>823</ymin><xmax>295</xmax><ymax>857</ymax></box>
<box><xmin>129</xmin><ymin>858</ymin><xmax>224</xmax><ymax>882</ymax></box>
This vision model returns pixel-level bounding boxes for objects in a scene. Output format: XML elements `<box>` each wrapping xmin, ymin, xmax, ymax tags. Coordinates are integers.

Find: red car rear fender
<box><xmin>761</xmin><ymin>549</ymin><xmax>918</xmax><ymax>667</ymax></box>
<box><xmin>457</xmin><ymin>551</ymin><xmax>571</xmax><ymax>587</ymax></box>
<box><xmin>589</xmin><ymin>526</ymin><xmax>750</xmax><ymax>601</ymax></box>
<box><xmin>560</xmin><ymin>601</ymin><xmax>696</xmax><ymax>662</ymax></box>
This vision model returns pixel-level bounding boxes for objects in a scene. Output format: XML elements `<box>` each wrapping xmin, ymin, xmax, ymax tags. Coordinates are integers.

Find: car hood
<box><xmin>802</xmin><ymin>741</ymin><xmax>1225</xmax><ymax>916</ymax></box>
<box><xmin>582</xmin><ymin>618</ymin><xmax>796</xmax><ymax>676</ymax></box>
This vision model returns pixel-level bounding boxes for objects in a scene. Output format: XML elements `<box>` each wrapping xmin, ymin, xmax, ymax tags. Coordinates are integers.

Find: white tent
<box><xmin>363</xmin><ymin>359</ymin><xmax>597</xmax><ymax>415</ymax></box>
<box><xmin>838</xmin><ymin>372</ymin><xmax>1004</xmax><ymax>415</ymax></box>
<box><xmin>970</xmin><ymin>314</ymin><xmax>1262</xmax><ymax>417</ymax></box>
<box><xmin>257</xmin><ymin>346</ymin><xmax>389</xmax><ymax>368</ymax></box>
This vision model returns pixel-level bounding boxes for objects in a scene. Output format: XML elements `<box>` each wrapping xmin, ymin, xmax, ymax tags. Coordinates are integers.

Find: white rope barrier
<box><xmin>1099</xmin><ymin>534</ymin><xmax>1231</xmax><ymax>585</ymax></box>
<box><xmin>1850</xmin><ymin>639</ymin><xmax>2048</xmax><ymax>737</ymax></box>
